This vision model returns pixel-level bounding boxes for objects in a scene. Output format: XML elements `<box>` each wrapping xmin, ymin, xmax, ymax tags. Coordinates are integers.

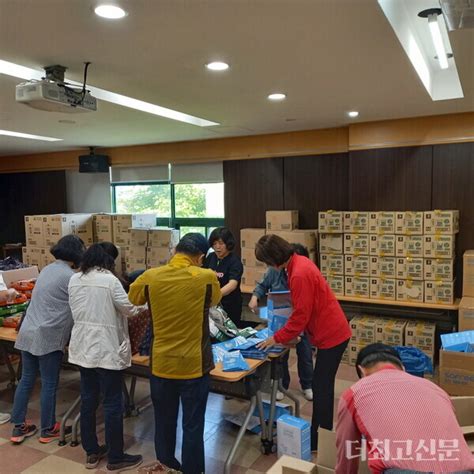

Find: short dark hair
<box><xmin>255</xmin><ymin>234</ymin><xmax>294</xmax><ymax>267</ymax></box>
<box><xmin>80</xmin><ymin>242</ymin><xmax>118</xmax><ymax>274</ymax></box>
<box><xmin>355</xmin><ymin>343</ymin><xmax>403</xmax><ymax>378</ymax></box>
<box><xmin>176</xmin><ymin>233</ymin><xmax>209</xmax><ymax>256</ymax></box>
<box><xmin>208</xmin><ymin>227</ymin><xmax>236</xmax><ymax>252</ymax></box>
<box><xmin>291</xmin><ymin>243</ymin><xmax>309</xmax><ymax>258</ymax></box>
<box><xmin>50</xmin><ymin>235</ymin><xmax>86</xmax><ymax>268</ymax></box>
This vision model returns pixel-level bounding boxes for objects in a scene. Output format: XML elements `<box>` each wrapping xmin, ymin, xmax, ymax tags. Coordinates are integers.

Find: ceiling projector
<box><xmin>15</xmin><ymin>64</ymin><xmax>97</xmax><ymax>113</ymax></box>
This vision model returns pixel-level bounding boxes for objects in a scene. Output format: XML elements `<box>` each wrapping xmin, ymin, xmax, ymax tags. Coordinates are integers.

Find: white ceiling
<box><xmin>0</xmin><ymin>0</ymin><xmax>473</xmax><ymax>157</ymax></box>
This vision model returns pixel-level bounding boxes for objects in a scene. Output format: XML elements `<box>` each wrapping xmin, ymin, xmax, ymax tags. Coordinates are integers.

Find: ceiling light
<box><xmin>268</xmin><ymin>93</ymin><xmax>286</xmax><ymax>101</ymax></box>
<box><xmin>428</xmin><ymin>13</ymin><xmax>449</xmax><ymax>69</ymax></box>
<box><xmin>206</xmin><ymin>62</ymin><xmax>229</xmax><ymax>71</ymax></box>
<box><xmin>94</xmin><ymin>4</ymin><xmax>127</xmax><ymax>19</ymax></box>
<box><xmin>0</xmin><ymin>59</ymin><xmax>219</xmax><ymax>127</ymax></box>
<box><xmin>347</xmin><ymin>111</ymin><xmax>359</xmax><ymax>118</ymax></box>
<box><xmin>0</xmin><ymin>129</ymin><xmax>62</xmax><ymax>141</ymax></box>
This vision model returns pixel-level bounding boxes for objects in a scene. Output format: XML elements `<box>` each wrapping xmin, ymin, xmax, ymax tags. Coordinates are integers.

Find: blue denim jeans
<box><xmin>11</xmin><ymin>350</ymin><xmax>63</xmax><ymax>435</ymax></box>
<box><xmin>79</xmin><ymin>367</ymin><xmax>125</xmax><ymax>463</ymax></box>
<box><xmin>281</xmin><ymin>333</ymin><xmax>313</xmax><ymax>390</ymax></box>
<box><xmin>150</xmin><ymin>374</ymin><xmax>209</xmax><ymax>474</ymax></box>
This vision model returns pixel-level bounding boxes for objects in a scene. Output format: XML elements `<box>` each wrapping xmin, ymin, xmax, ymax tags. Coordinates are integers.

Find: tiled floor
<box><xmin>0</xmin><ymin>353</ymin><xmax>359</xmax><ymax>473</ymax></box>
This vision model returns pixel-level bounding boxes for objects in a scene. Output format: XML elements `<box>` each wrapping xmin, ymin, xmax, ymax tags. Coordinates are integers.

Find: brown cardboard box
<box><xmin>383</xmin><ymin>319</ymin><xmax>407</xmax><ymax>346</ymax></box>
<box><xmin>424</xmin><ymin>235</ymin><xmax>456</xmax><ymax>259</ymax></box>
<box><xmin>341</xmin><ymin>344</ymin><xmax>350</xmax><ymax>364</ymax></box>
<box><xmin>22</xmin><ymin>246</ymin><xmax>43</xmax><ymax>269</ymax></box>
<box><xmin>319</xmin><ymin>234</ymin><xmax>343</xmax><ymax>254</ymax></box>
<box><xmin>355</xmin><ymin>316</ymin><xmax>378</xmax><ymax>344</ymax></box>
<box><xmin>463</xmin><ymin>250</ymin><xmax>474</xmax><ymax>297</ymax></box>
<box><xmin>344</xmin><ymin>255</ymin><xmax>370</xmax><ymax>277</ymax></box>
<box><xmin>148</xmin><ymin>228</ymin><xmax>180</xmax><ymax>249</ymax></box>
<box><xmin>439</xmin><ymin>350</ymin><xmax>474</xmax><ymax>396</ymax></box>
<box><xmin>24</xmin><ymin>215</ymin><xmax>45</xmax><ymax>247</ymax></box>
<box><xmin>146</xmin><ymin>247</ymin><xmax>173</xmax><ymax>268</ymax></box>
<box><xmin>424</xmin><ymin>258</ymin><xmax>454</xmax><ymax>281</ymax></box>
<box><xmin>395</xmin><ymin>211</ymin><xmax>424</xmax><ymax>235</ymax></box>
<box><xmin>405</xmin><ymin>321</ymin><xmax>436</xmax><ymax>359</ymax></box>
<box><xmin>343</xmin><ymin>212</ymin><xmax>369</xmax><ymax>233</ymax></box>
<box><xmin>369</xmin><ymin>234</ymin><xmax>396</xmax><ymax>257</ymax></box>
<box><xmin>112</xmin><ymin>214</ymin><xmax>156</xmax><ymax>246</ymax></box>
<box><xmin>349</xmin><ymin>316</ymin><xmax>362</xmax><ymax>342</ymax></box>
<box><xmin>459</xmin><ymin>297</ymin><xmax>474</xmax><ymax>332</ymax></box>
<box><xmin>395</xmin><ymin>235</ymin><xmax>424</xmax><ymax>258</ymax></box>
<box><xmin>125</xmin><ymin>246</ymin><xmax>147</xmax><ymax>260</ymax></box>
<box><xmin>396</xmin><ymin>279</ymin><xmax>424</xmax><ymax>303</ymax></box>
<box><xmin>318</xmin><ymin>211</ymin><xmax>343</xmax><ymax>233</ymax></box>
<box><xmin>370</xmin><ymin>277</ymin><xmax>396</xmax><ymax>300</ymax></box>
<box><xmin>241</xmin><ymin>247</ymin><xmax>265</xmax><ymax>268</ymax></box>
<box><xmin>396</xmin><ymin>257</ymin><xmax>424</xmax><ymax>280</ymax></box>
<box><xmin>131</xmin><ymin>214</ymin><xmax>156</xmax><ymax>229</ymax></box>
<box><xmin>369</xmin><ymin>256</ymin><xmax>396</xmax><ymax>278</ymax></box>
<box><xmin>344</xmin><ymin>234</ymin><xmax>369</xmax><ymax>256</ymax></box>
<box><xmin>325</xmin><ymin>275</ymin><xmax>344</xmax><ymax>296</ymax></box>
<box><xmin>349</xmin><ymin>342</ymin><xmax>368</xmax><ymax>365</ymax></box>
<box><xmin>451</xmin><ymin>397</ymin><xmax>474</xmax><ymax>440</ymax></box>
<box><xmin>129</xmin><ymin>229</ymin><xmax>149</xmax><ymax>247</ymax></box>
<box><xmin>375</xmin><ymin>318</ymin><xmax>388</xmax><ymax>343</ymax></box>
<box><xmin>273</xmin><ymin>229</ymin><xmax>317</xmax><ymax>252</ymax></box>
<box><xmin>242</xmin><ymin>266</ymin><xmax>267</xmax><ymax>287</ymax></box>
<box><xmin>126</xmin><ymin>260</ymin><xmax>147</xmax><ymax>273</ymax></box>
<box><xmin>424</xmin><ymin>280</ymin><xmax>455</xmax><ymax>305</ymax></box>
<box><xmin>424</xmin><ymin>210</ymin><xmax>459</xmax><ymax>235</ymax></box>
<box><xmin>240</xmin><ymin>228</ymin><xmax>266</xmax><ymax>249</ymax></box>
<box><xmin>320</xmin><ymin>254</ymin><xmax>344</xmax><ymax>276</ymax></box>
<box><xmin>93</xmin><ymin>214</ymin><xmax>113</xmax><ymax>242</ymax></box>
<box><xmin>345</xmin><ymin>276</ymin><xmax>370</xmax><ymax>298</ymax></box>
<box><xmin>266</xmin><ymin>210</ymin><xmax>299</xmax><ymax>231</ymax></box>
<box><xmin>44</xmin><ymin>214</ymin><xmax>94</xmax><ymax>246</ymax></box>
<box><xmin>266</xmin><ymin>455</ymin><xmax>317</xmax><ymax>474</ymax></box>
<box><xmin>0</xmin><ymin>265</ymin><xmax>39</xmax><ymax>286</ymax></box>
<box><xmin>369</xmin><ymin>211</ymin><xmax>395</xmax><ymax>234</ymax></box>
<box><xmin>40</xmin><ymin>247</ymin><xmax>55</xmax><ymax>269</ymax></box>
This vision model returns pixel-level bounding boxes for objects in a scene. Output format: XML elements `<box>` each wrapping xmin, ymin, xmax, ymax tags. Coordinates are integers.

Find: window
<box><xmin>114</xmin><ymin>183</ymin><xmax>171</xmax><ymax>217</ymax></box>
<box><xmin>174</xmin><ymin>183</ymin><xmax>224</xmax><ymax>218</ymax></box>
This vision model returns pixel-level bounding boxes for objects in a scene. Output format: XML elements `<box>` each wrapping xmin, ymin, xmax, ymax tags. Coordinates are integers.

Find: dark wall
<box><xmin>0</xmin><ymin>171</ymin><xmax>67</xmax><ymax>246</ymax></box>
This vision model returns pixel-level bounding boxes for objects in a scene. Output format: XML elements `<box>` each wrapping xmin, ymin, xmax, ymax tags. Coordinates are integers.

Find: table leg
<box><xmin>255</xmin><ymin>389</ymin><xmax>266</xmax><ymax>441</ymax></box>
<box><xmin>59</xmin><ymin>395</ymin><xmax>81</xmax><ymax>446</ymax></box>
<box><xmin>0</xmin><ymin>343</ymin><xmax>17</xmax><ymax>389</ymax></box>
<box><xmin>279</xmin><ymin>381</ymin><xmax>300</xmax><ymax>418</ymax></box>
<box><xmin>70</xmin><ymin>411</ymin><xmax>81</xmax><ymax>447</ymax></box>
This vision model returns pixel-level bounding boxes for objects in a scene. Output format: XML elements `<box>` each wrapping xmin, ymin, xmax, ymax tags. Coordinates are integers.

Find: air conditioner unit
<box><xmin>440</xmin><ymin>0</ymin><xmax>474</xmax><ymax>30</ymax></box>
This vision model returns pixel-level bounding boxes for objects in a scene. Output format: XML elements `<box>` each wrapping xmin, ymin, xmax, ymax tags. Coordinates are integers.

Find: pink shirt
<box><xmin>336</xmin><ymin>366</ymin><xmax>474</xmax><ymax>474</ymax></box>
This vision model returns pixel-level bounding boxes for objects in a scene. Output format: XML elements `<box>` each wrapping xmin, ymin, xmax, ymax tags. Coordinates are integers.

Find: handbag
<box><xmin>128</xmin><ymin>308</ymin><xmax>151</xmax><ymax>355</ymax></box>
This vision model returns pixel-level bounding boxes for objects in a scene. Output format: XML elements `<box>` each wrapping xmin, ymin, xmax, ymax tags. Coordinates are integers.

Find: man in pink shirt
<box><xmin>336</xmin><ymin>344</ymin><xmax>474</xmax><ymax>474</ymax></box>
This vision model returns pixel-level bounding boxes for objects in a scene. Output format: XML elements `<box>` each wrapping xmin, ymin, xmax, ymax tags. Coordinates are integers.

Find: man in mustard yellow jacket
<box><xmin>129</xmin><ymin>233</ymin><xmax>221</xmax><ymax>474</ymax></box>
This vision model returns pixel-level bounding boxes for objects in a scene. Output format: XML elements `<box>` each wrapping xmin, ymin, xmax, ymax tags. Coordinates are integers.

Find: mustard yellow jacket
<box><xmin>128</xmin><ymin>253</ymin><xmax>221</xmax><ymax>379</ymax></box>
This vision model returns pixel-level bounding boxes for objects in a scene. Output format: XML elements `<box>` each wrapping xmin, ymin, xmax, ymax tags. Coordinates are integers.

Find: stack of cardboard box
<box><xmin>146</xmin><ymin>228</ymin><xmax>180</xmax><ymax>269</ymax></box>
<box><xmin>240</xmin><ymin>228</ymin><xmax>266</xmax><ymax>288</ymax></box>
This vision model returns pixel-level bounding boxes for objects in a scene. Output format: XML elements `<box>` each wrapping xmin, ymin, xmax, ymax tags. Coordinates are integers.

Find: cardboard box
<box><xmin>22</xmin><ymin>246</ymin><xmax>43</xmax><ymax>269</ymax></box>
<box><xmin>126</xmin><ymin>260</ymin><xmax>147</xmax><ymax>273</ymax></box>
<box><xmin>344</xmin><ymin>255</ymin><xmax>370</xmax><ymax>277</ymax></box>
<box><xmin>131</xmin><ymin>214</ymin><xmax>156</xmax><ymax>229</ymax></box>
<box><xmin>395</xmin><ymin>211</ymin><xmax>424</xmax><ymax>235</ymax></box>
<box><xmin>125</xmin><ymin>246</ymin><xmax>147</xmax><ymax>260</ymax></box>
<box><xmin>343</xmin><ymin>234</ymin><xmax>369</xmax><ymax>256</ymax></box>
<box><xmin>348</xmin><ymin>341</ymin><xmax>368</xmax><ymax>365</ymax></box>
<box><xmin>343</xmin><ymin>212</ymin><xmax>369</xmax><ymax>233</ymax></box>
<box><xmin>439</xmin><ymin>350</ymin><xmax>474</xmax><ymax>396</ymax></box>
<box><xmin>395</xmin><ymin>235</ymin><xmax>424</xmax><ymax>258</ymax></box>
<box><xmin>44</xmin><ymin>214</ymin><xmax>94</xmax><ymax>246</ymax></box>
<box><xmin>396</xmin><ymin>279</ymin><xmax>424</xmax><ymax>303</ymax></box>
<box><xmin>344</xmin><ymin>276</ymin><xmax>370</xmax><ymax>298</ymax></box>
<box><xmin>325</xmin><ymin>275</ymin><xmax>344</xmax><ymax>296</ymax></box>
<box><xmin>369</xmin><ymin>211</ymin><xmax>395</xmax><ymax>234</ymax></box>
<box><xmin>147</xmin><ymin>228</ymin><xmax>180</xmax><ymax>249</ymax></box>
<box><xmin>353</xmin><ymin>316</ymin><xmax>378</xmax><ymax>344</ymax></box>
<box><xmin>146</xmin><ymin>247</ymin><xmax>173</xmax><ymax>268</ymax></box>
<box><xmin>459</xmin><ymin>297</ymin><xmax>474</xmax><ymax>332</ymax></box>
<box><xmin>112</xmin><ymin>214</ymin><xmax>156</xmax><ymax>246</ymax></box>
<box><xmin>24</xmin><ymin>215</ymin><xmax>45</xmax><ymax>247</ymax></box>
<box><xmin>241</xmin><ymin>247</ymin><xmax>266</xmax><ymax>268</ymax></box>
<box><xmin>369</xmin><ymin>256</ymin><xmax>396</xmax><ymax>278</ymax></box>
<box><xmin>273</xmin><ymin>229</ymin><xmax>317</xmax><ymax>253</ymax></box>
<box><xmin>451</xmin><ymin>396</ymin><xmax>474</xmax><ymax>441</ymax></box>
<box><xmin>266</xmin><ymin>455</ymin><xmax>316</xmax><ymax>474</ymax></box>
<box><xmin>349</xmin><ymin>316</ymin><xmax>362</xmax><ymax>342</ymax></box>
<box><xmin>240</xmin><ymin>228</ymin><xmax>266</xmax><ymax>249</ymax></box>
<box><xmin>405</xmin><ymin>321</ymin><xmax>436</xmax><ymax>359</ymax></box>
<box><xmin>396</xmin><ymin>257</ymin><xmax>424</xmax><ymax>280</ymax></box>
<box><xmin>424</xmin><ymin>280</ymin><xmax>455</xmax><ymax>305</ymax></box>
<box><xmin>383</xmin><ymin>319</ymin><xmax>407</xmax><ymax>346</ymax></box>
<box><xmin>93</xmin><ymin>214</ymin><xmax>113</xmax><ymax>242</ymax></box>
<box><xmin>266</xmin><ymin>210</ymin><xmax>299</xmax><ymax>232</ymax></box>
<box><xmin>369</xmin><ymin>234</ymin><xmax>396</xmax><ymax>256</ymax></box>
<box><xmin>319</xmin><ymin>234</ymin><xmax>343</xmax><ymax>254</ymax></box>
<box><xmin>341</xmin><ymin>345</ymin><xmax>350</xmax><ymax>365</ymax></box>
<box><xmin>424</xmin><ymin>210</ymin><xmax>459</xmax><ymax>235</ymax></box>
<box><xmin>370</xmin><ymin>277</ymin><xmax>396</xmax><ymax>300</ymax></box>
<box><xmin>424</xmin><ymin>235</ymin><xmax>456</xmax><ymax>259</ymax></box>
<box><xmin>375</xmin><ymin>318</ymin><xmax>387</xmax><ymax>343</ymax></box>
<box><xmin>318</xmin><ymin>211</ymin><xmax>343</xmax><ymax>234</ymax></box>
<box><xmin>424</xmin><ymin>258</ymin><xmax>454</xmax><ymax>282</ymax></box>
<box><xmin>242</xmin><ymin>266</ymin><xmax>267</xmax><ymax>287</ymax></box>
<box><xmin>320</xmin><ymin>254</ymin><xmax>344</xmax><ymax>276</ymax></box>
<box><xmin>276</xmin><ymin>414</ymin><xmax>311</xmax><ymax>461</ymax></box>
<box><xmin>40</xmin><ymin>247</ymin><xmax>55</xmax><ymax>269</ymax></box>
<box><xmin>463</xmin><ymin>250</ymin><xmax>474</xmax><ymax>297</ymax></box>
<box><xmin>129</xmin><ymin>228</ymin><xmax>149</xmax><ymax>247</ymax></box>
<box><xmin>0</xmin><ymin>265</ymin><xmax>39</xmax><ymax>286</ymax></box>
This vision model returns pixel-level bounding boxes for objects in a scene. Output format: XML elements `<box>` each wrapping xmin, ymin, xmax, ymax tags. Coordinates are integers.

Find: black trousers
<box><xmin>311</xmin><ymin>338</ymin><xmax>349</xmax><ymax>450</ymax></box>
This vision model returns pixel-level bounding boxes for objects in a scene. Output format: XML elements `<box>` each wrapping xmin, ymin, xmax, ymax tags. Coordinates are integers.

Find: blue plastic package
<box><xmin>394</xmin><ymin>346</ymin><xmax>433</xmax><ymax>376</ymax></box>
<box><xmin>222</xmin><ymin>351</ymin><xmax>250</xmax><ymax>371</ymax></box>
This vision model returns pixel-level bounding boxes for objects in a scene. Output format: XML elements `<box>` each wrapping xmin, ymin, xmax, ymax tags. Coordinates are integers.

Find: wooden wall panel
<box><xmin>348</xmin><ymin>146</ymin><xmax>433</xmax><ymax>211</ymax></box>
<box><xmin>432</xmin><ymin>142</ymin><xmax>474</xmax><ymax>296</ymax></box>
<box><xmin>0</xmin><ymin>171</ymin><xmax>67</xmax><ymax>246</ymax></box>
<box><xmin>224</xmin><ymin>158</ymin><xmax>284</xmax><ymax>252</ymax></box>
<box><xmin>283</xmin><ymin>154</ymin><xmax>349</xmax><ymax>228</ymax></box>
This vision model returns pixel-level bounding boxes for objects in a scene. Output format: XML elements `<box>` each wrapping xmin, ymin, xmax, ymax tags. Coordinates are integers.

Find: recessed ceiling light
<box><xmin>347</xmin><ymin>111</ymin><xmax>359</xmax><ymax>118</ymax></box>
<box><xmin>0</xmin><ymin>129</ymin><xmax>62</xmax><ymax>142</ymax></box>
<box><xmin>206</xmin><ymin>62</ymin><xmax>229</xmax><ymax>71</ymax></box>
<box><xmin>94</xmin><ymin>4</ymin><xmax>127</xmax><ymax>19</ymax></box>
<box><xmin>268</xmin><ymin>93</ymin><xmax>286</xmax><ymax>101</ymax></box>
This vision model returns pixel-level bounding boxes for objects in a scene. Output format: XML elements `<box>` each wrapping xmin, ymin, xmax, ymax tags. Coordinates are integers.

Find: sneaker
<box><xmin>39</xmin><ymin>422</ymin><xmax>72</xmax><ymax>444</ymax></box>
<box><xmin>0</xmin><ymin>413</ymin><xmax>11</xmax><ymax>425</ymax></box>
<box><xmin>107</xmin><ymin>454</ymin><xmax>143</xmax><ymax>472</ymax></box>
<box><xmin>303</xmin><ymin>388</ymin><xmax>313</xmax><ymax>401</ymax></box>
<box><xmin>10</xmin><ymin>422</ymin><xmax>37</xmax><ymax>444</ymax></box>
<box><xmin>86</xmin><ymin>445</ymin><xmax>108</xmax><ymax>469</ymax></box>
<box><xmin>276</xmin><ymin>390</ymin><xmax>284</xmax><ymax>401</ymax></box>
